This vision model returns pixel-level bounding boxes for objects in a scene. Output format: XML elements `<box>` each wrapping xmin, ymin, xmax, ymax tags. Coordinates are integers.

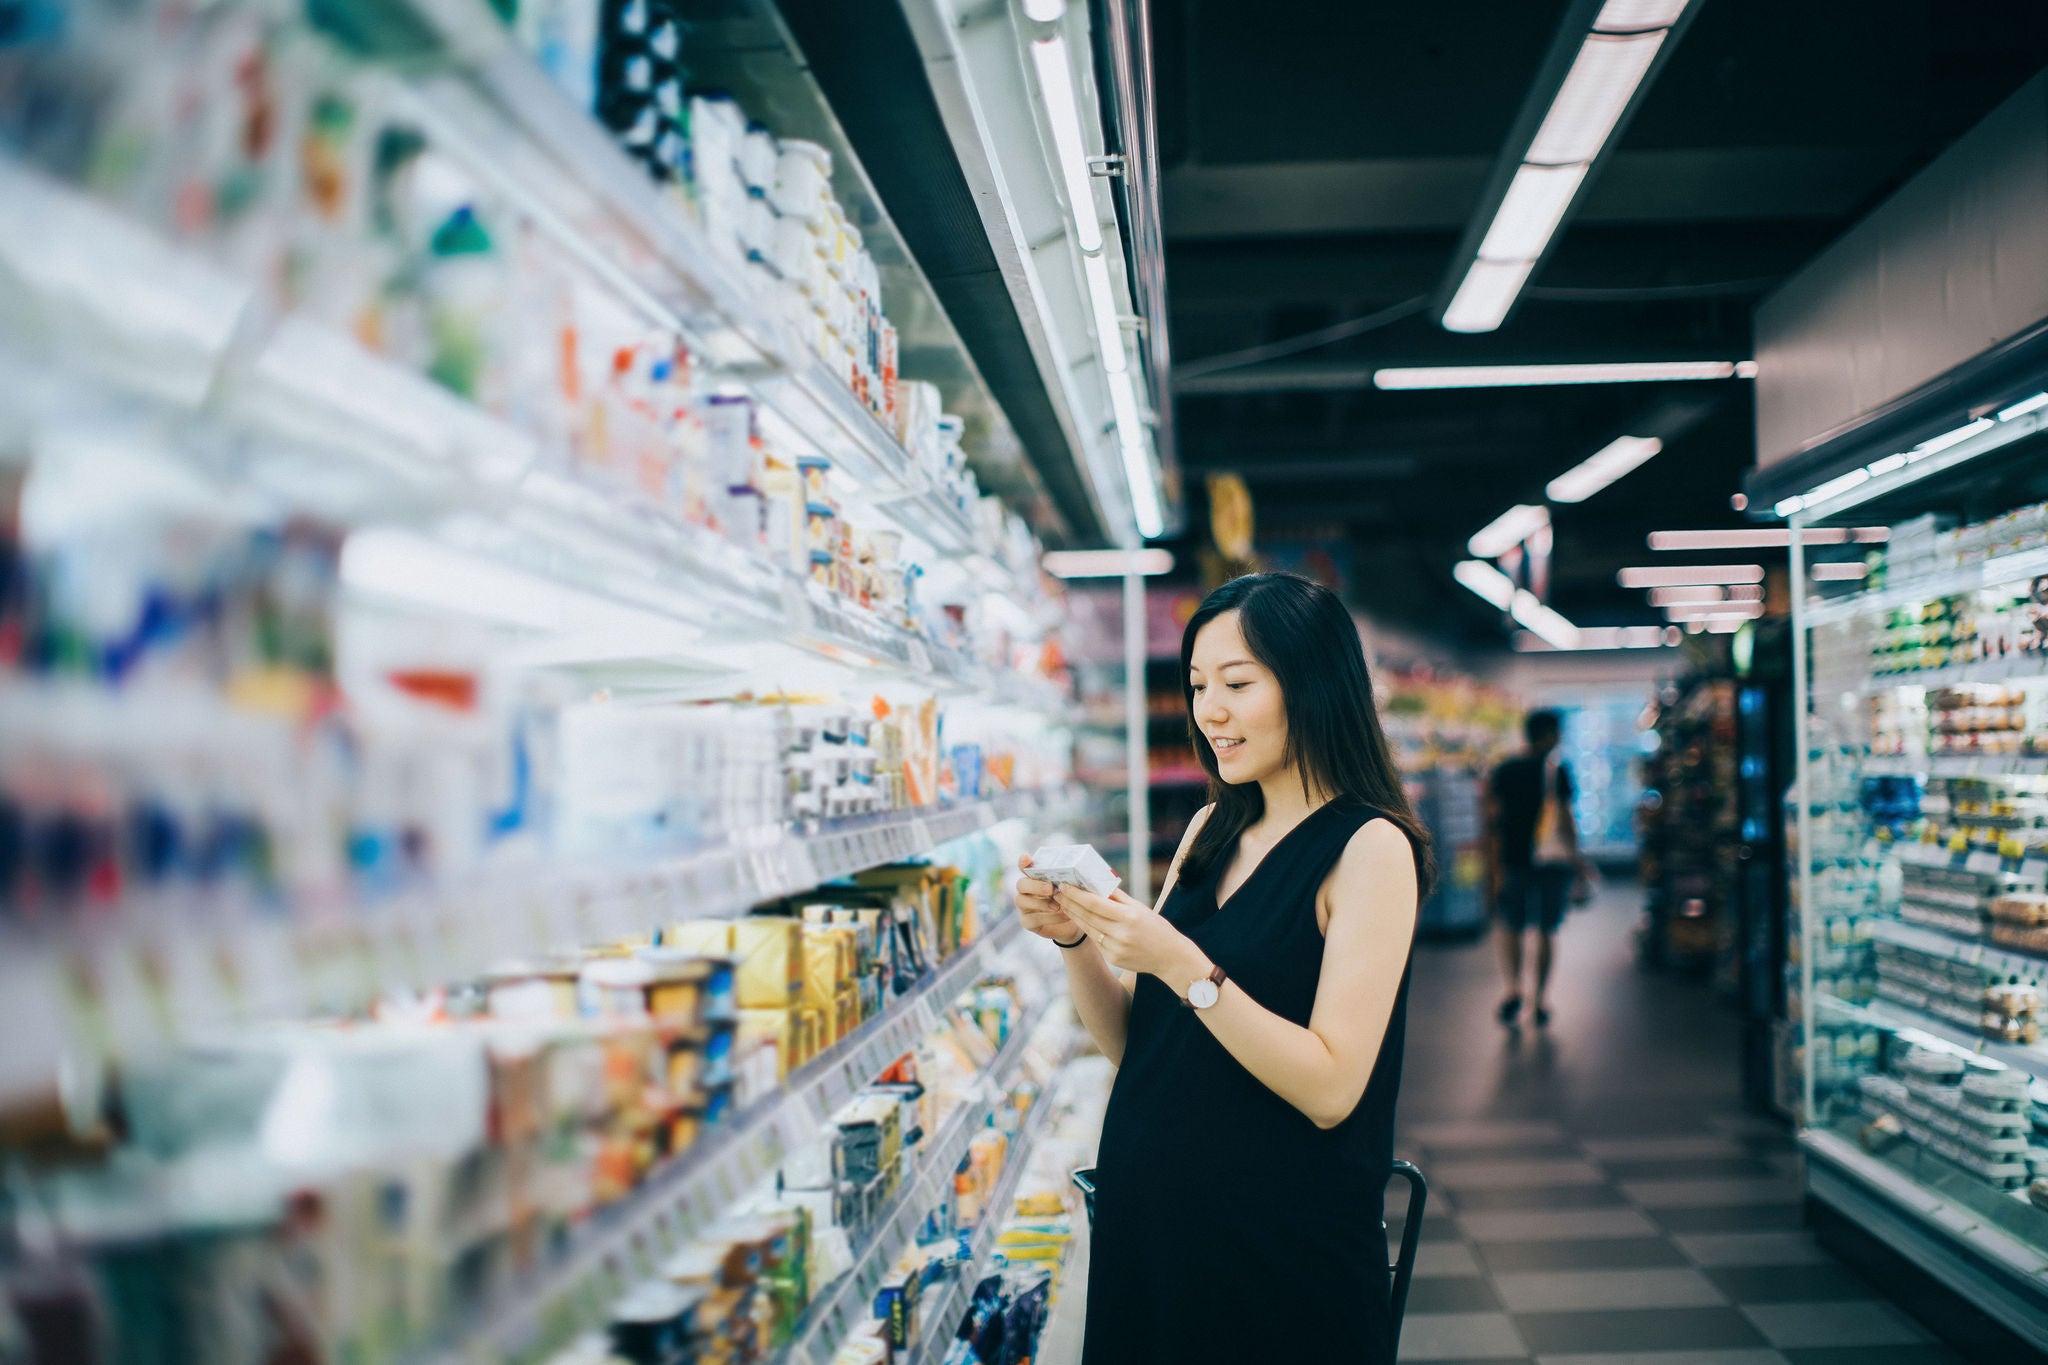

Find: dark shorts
<box><xmin>1499</xmin><ymin>864</ymin><xmax>1572</xmax><ymax>934</ymax></box>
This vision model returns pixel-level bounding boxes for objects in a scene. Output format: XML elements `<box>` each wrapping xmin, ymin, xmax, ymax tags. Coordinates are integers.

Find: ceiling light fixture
<box><xmin>1808</xmin><ymin>562</ymin><xmax>1868</xmax><ymax>581</ymax></box>
<box><xmin>1908</xmin><ymin>417</ymin><xmax>1995</xmax><ymax>461</ymax></box>
<box><xmin>1026</xmin><ymin>37</ymin><xmax>1101</xmax><ymax>254</ymax></box>
<box><xmin>1662</xmin><ymin>601</ymin><xmax>1765</xmax><ymax>622</ymax></box>
<box><xmin>1043</xmin><ymin>548</ymin><xmax>1173</xmax><ymax>578</ymax></box>
<box><xmin>1082</xmin><ymin>252</ymin><xmax>1126</xmax><ymax>372</ymax></box>
<box><xmin>1646</xmin><ymin>527</ymin><xmax>1889</xmax><ymax>550</ymax></box>
<box><xmin>1618</xmin><ymin>563</ymin><xmax>1766</xmax><ymax>588</ymax></box>
<box><xmin>1374</xmin><ymin>360</ymin><xmax>1748</xmax><ymax>389</ymax></box>
<box><xmin>1998</xmin><ymin>392</ymin><xmax>2048</xmax><ymax>421</ymax></box>
<box><xmin>1107</xmin><ymin>369</ymin><xmax>1164</xmax><ymax>538</ymax></box>
<box><xmin>1546</xmin><ymin>434</ymin><xmax>1662</xmax><ymax>503</ymax></box>
<box><xmin>1439</xmin><ymin>0</ymin><xmax>1691</xmax><ymax>332</ymax></box>
<box><xmin>1454</xmin><ymin>558</ymin><xmax>1519</xmax><ymax>610</ymax></box>
<box><xmin>1021</xmin><ymin>0</ymin><xmax>1066</xmax><ymax>19</ymax></box>
<box><xmin>1510</xmin><ymin>589</ymin><xmax>1581</xmax><ymax>649</ymax></box>
<box><xmin>1512</xmin><ymin>624</ymin><xmax>1678</xmax><ymax>651</ymax></box>
<box><xmin>1468</xmin><ymin>503</ymin><xmax>1551</xmax><ymax>558</ymax></box>
<box><xmin>1647</xmin><ymin>585</ymin><xmax>1726</xmax><ymax>606</ymax></box>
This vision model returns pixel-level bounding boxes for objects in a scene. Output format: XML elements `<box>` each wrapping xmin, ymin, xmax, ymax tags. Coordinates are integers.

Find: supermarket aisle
<box><xmin>1391</xmin><ymin>881</ymin><xmax>1964</xmax><ymax>1365</ymax></box>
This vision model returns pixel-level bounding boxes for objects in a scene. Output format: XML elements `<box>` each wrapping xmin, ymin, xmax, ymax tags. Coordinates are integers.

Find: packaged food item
<box><xmin>1026</xmin><ymin>843</ymin><xmax>1120</xmax><ymax>897</ymax></box>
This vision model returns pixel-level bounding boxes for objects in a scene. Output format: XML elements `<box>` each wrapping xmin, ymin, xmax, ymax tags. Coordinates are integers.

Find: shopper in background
<box><xmin>1013</xmin><ymin>572</ymin><xmax>1431</xmax><ymax>1365</ymax></box>
<box><xmin>1484</xmin><ymin>708</ymin><xmax>1590</xmax><ymax>1028</ymax></box>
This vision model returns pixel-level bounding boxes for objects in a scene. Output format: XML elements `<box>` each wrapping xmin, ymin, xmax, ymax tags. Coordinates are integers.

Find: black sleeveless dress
<box><xmin>1082</xmin><ymin>799</ymin><xmax>1412</xmax><ymax>1365</ymax></box>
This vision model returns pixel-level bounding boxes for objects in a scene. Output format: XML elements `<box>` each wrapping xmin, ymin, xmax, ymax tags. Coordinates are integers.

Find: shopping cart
<box><xmin>1069</xmin><ymin>1159</ymin><xmax>1429</xmax><ymax>1358</ymax></box>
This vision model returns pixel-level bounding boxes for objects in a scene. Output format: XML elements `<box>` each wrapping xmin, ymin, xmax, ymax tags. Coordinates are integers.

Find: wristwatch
<box><xmin>1182</xmin><ymin>963</ymin><xmax>1227</xmax><ymax>1010</ymax></box>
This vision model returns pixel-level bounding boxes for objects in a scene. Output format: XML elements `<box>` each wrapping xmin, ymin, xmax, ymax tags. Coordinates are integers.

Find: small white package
<box><xmin>1028</xmin><ymin>843</ymin><xmax>1120</xmax><ymax>897</ymax></box>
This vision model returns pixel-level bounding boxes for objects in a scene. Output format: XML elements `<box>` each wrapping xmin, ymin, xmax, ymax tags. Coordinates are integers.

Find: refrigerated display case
<box><xmin>1775</xmin><ymin>382</ymin><xmax>2048</xmax><ymax>1351</ymax></box>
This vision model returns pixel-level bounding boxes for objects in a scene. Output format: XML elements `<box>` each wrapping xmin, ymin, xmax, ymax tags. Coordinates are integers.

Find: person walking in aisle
<box><xmin>1013</xmin><ymin>573</ymin><xmax>1431</xmax><ymax>1365</ymax></box>
<box><xmin>1484</xmin><ymin>708</ymin><xmax>1589</xmax><ymax>1028</ymax></box>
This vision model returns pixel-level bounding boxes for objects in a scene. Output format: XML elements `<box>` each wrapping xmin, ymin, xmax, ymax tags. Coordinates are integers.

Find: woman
<box><xmin>1015</xmin><ymin>572</ymin><xmax>1432</xmax><ymax>1364</ymax></box>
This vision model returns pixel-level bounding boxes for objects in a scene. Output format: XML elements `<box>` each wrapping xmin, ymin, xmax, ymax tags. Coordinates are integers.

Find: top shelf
<box><xmin>1803</xmin><ymin>545</ymin><xmax>2048</xmax><ymax>627</ymax></box>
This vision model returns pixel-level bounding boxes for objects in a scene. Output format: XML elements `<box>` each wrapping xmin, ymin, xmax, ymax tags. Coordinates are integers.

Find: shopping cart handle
<box><xmin>1387</xmin><ymin>1160</ymin><xmax>1428</xmax><ymax>1359</ymax></box>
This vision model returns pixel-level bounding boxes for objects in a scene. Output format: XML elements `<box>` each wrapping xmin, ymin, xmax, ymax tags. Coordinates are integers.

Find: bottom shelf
<box><xmin>1802</xmin><ymin>1127</ymin><xmax>2048</xmax><ymax>1349</ymax></box>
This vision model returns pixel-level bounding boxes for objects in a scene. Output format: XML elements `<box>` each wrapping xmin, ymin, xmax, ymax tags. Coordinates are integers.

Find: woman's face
<box><xmin>1189</xmin><ymin>610</ymin><xmax>1289</xmax><ymax>786</ymax></box>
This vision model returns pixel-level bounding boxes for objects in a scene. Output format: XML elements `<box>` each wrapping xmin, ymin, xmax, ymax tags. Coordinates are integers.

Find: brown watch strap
<box><xmin>1179</xmin><ymin>963</ymin><xmax>1227</xmax><ymax>1007</ymax></box>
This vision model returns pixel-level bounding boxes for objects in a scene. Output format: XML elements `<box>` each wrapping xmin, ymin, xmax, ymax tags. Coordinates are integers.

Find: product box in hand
<box><xmin>1028</xmin><ymin>843</ymin><xmax>1119</xmax><ymax>897</ymax></box>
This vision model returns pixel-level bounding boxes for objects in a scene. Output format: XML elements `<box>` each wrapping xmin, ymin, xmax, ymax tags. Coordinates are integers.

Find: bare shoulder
<box><xmin>1323</xmin><ymin>817</ymin><xmax>1420</xmax><ymax>918</ymax></box>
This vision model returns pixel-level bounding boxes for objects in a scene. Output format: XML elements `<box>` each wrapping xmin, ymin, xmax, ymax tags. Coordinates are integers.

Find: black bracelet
<box><xmin>1053</xmin><ymin>932</ymin><xmax>1088</xmax><ymax>949</ymax></box>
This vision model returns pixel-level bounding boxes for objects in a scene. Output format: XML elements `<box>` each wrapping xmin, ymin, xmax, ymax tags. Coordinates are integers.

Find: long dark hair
<box><xmin>1177</xmin><ymin>573</ymin><xmax>1435</xmax><ymax>897</ymax></box>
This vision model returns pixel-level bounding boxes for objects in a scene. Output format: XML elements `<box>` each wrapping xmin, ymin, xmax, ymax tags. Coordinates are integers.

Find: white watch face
<box><xmin>1188</xmin><ymin>977</ymin><xmax>1220</xmax><ymax>1009</ymax></box>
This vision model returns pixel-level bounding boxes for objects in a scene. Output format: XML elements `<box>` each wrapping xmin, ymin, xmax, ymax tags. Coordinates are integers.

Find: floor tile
<box><xmin>1739</xmin><ymin>1302</ymin><xmax>1929</xmax><ymax>1349</ymax></box>
<box><xmin>1778</xmin><ymin>1348</ymin><xmax>1965</xmax><ymax>1365</ymax></box>
<box><xmin>1478</xmin><ymin>1237</ymin><xmax>1690</xmax><ymax>1272</ymax></box>
<box><xmin>1493</xmin><ymin>1267</ymin><xmax>1728</xmax><ymax>1313</ymax></box>
<box><xmin>1670</xmin><ymin>1232</ymin><xmax>1831</xmax><ymax>1267</ymax></box>
<box><xmin>1580</xmin><ymin>1136</ymin><xmax>1749</xmax><ymax>1162</ymax></box>
<box><xmin>1416</xmin><ymin>1241</ymin><xmax>1487</xmax><ymax>1277</ymax></box>
<box><xmin>1435</xmin><ymin>1158</ymin><xmax>1611</xmax><ymax>1189</ymax></box>
<box><xmin>1414</xmin><ymin>1141</ymin><xmax>1589</xmax><ymax>1164</ymax></box>
<box><xmin>1400</xmin><ymin>1311</ymin><xmax>1531</xmax><ymax>1360</ymax></box>
<box><xmin>1453</xmin><ymin>1184</ymin><xmax>1634</xmax><ymax>1212</ymax></box>
<box><xmin>1514</xmin><ymin>1308</ymin><xmax>1770</xmax><ymax>1354</ymax></box>
<box><xmin>1708</xmin><ymin>1115</ymin><xmax>1795</xmax><ymax>1141</ymax></box>
<box><xmin>1536</xmin><ymin>1352</ymin><xmax>1789</xmax><ymax>1365</ymax></box>
<box><xmin>1651</xmin><ymin>1206</ymin><xmax>1807</xmax><ymax>1235</ymax></box>
<box><xmin>1703</xmin><ymin>1265</ymin><xmax>1873</xmax><ymax>1305</ymax></box>
<box><xmin>1621</xmin><ymin>1178</ymin><xmax>1803</xmax><ymax>1209</ymax></box>
<box><xmin>1461</xmin><ymin>1208</ymin><xmax>1663</xmax><ymax>1242</ymax></box>
<box><xmin>1413</xmin><ymin>1119</ymin><xmax>1571</xmax><ymax>1148</ymax></box>
<box><xmin>1408</xmin><ymin>1276</ymin><xmax>1508</xmax><ymax>1313</ymax></box>
<box><xmin>1391</xmin><ymin>1182</ymin><xmax>1455</xmax><ymax>1215</ymax></box>
<box><xmin>1600</xmin><ymin>1157</ymin><xmax>1778</xmax><ymax>1182</ymax></box>
<box><xmin>1394</xmin><ymin>1212</ymin><xmax>1470</xmax><ymax>1244</ymax></box>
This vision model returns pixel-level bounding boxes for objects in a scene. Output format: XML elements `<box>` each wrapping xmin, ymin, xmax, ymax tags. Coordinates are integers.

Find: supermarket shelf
<box><xmin>438</xmin><ymin>924</ymin><xmax>1040</xmax><ymax>1365</ymax></box>
<box><xmin>1801</xmin><ymin>1129</ymin><xmax>2048</xmax><ymax>1348</ymax></box>
<box><xmin>0</xmin><ymin>155</ymin><xmax>998</xmax><ymax>698</ymax></box>
<box><xmin>1149</xmin><ymin>767</ymin><xmax>1210</xmax><ymax>790</ymax></box>
<box><xmin>903</xmin><ymin>1045</ymin><xmax>1073</xmax><ymax>1365</ymax></box>
<box><xmin>782</xmin><ymin>1018</ymin><xmax>1070</xmax><ymax>1365</ymax></box>
<box><xmin>397</xmin><ymin>10</ymin><xmax>991</xmax><ymax>565</ymax></box>
<box><xmin>1861</xmin><ymin>653</ymin><xmax>2048</xmax><ymax>690</ymax></box>
<box><xmin>1867</xmin><ymin>917</ymin><xmax>2048</xmax><ymax>991</ymax></box>
<box><xmin>1805</xmin><ymin>545</ymin><xmax>2048</xmax><ymax>628</ymax></box>
<box><xmin>1858</xmin><ymin>753</ymin><xmax>2048</xmax><ymax>779</ymax></box>
<box><xmin>1817</xmin><ymin>990</ymin><xmax>2048</xmax><ymax>1082</ymax></box>
<box><xmin>0</xmin><ymin>785</ymin><xmax>1080</xmax><ymax>1105</ymax></box>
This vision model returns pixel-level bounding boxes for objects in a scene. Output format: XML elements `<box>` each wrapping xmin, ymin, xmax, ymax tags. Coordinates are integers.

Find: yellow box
<box><xmin>737</xmin><ymin>1008</ymin><xmax>795</xmax><ymax>1081</ymax></box>
<box><xmin>802</xmin><ymin>930</ymin><xmax>846</xmax><ymax>1009</ymax></box>
<box><xmin>664</xmin><ymin>921</ymin><xmax>735</xmax><ymax>956</ymax></box>
<box><xmin>732</xmin><ymin>918</ymin><xmax>803</xmax><ymax>1009</ymax></box>
<box><xmin>834</xmin><ymin>985</ymin><xmax>860</xmax><ymax>1042</ymax></box>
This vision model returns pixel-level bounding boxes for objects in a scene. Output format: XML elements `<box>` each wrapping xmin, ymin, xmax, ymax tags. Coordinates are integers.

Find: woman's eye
<box><xmin>1228</xmin><ymin>682</ymin><xmax>1250</xmax><ymax>691</ymax></box>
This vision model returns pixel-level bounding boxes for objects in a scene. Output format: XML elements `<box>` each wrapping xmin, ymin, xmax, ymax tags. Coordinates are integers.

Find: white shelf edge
<box><xmin>1819</xmin><ymin>991</ymin><xmax>2048</xmax><ymax>1082</ymax></box>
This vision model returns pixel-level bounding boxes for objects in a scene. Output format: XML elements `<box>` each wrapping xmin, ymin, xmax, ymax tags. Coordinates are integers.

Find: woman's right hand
<box><xmin>1015</xmin><ymin>853</ymin><xmax>1082</xmax><ymax>945</ymax></box>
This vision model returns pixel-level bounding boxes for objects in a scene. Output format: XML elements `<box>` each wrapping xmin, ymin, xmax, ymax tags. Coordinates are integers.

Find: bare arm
<box><xmin>1060</xmin><ymin>818</ymin><xmax>1418</xmax><ymax>1128</ymax></box>
<box><xmin>1023</xmin><ymin>806</ymin><xmax>1211</xmax><ymax>1067</ymax></box>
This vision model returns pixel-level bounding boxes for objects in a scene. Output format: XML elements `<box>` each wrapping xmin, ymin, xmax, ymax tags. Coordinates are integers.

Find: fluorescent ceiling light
<box><xmin>1477</xmin><ymin>164</ymin><xmax>1590</xmax><ymax>261</ymax></box>
<box><xmin>1663</xmin><ymin>601</ymin><xmax>1764</xmax><ymax>621</ymax></box>
<box><xmin>1596</xmin><ymin>0</ymin><xmax>1689</xmax><ymax>28</ymax></box>
<box><xmin>1908</xmin><ymin>417</ymin><xmax>1994</xmax><ymax>460</ymax></box>
<box><xmin>1082</xmin><ymin>252</ymin><xmax>1126</xmax><ymax>372</ymax></box>
<box><xmin>1998</xmin><ymin>392</ymin><xmax>2048</xmax><ymax>421</ymax></box>
<box><xmin>1021</xmin><ymin>0</ymin><xmax>1065</xmax><ymax>19</ymax></box>
<box><xmin>1647</xmin><ymin>585</ymin><xmax>1726</xmax><ymax>605</ymax></box>
<box><xmin>1512</xmin><ymin>624</ymin><xmax>1677</xmax><ymax>651</ymax></box>
<box><xmin>1526</xmin><ymin>31</ymin><xmax>1666</xmax><ymax>165</ymax></box>
<box><xmin>1704</xmin><ymin>617</ymin><xmax>1746</xmax><ymax>633</ymax></box>
<box><xmin>1618</xmin><ymin>563</ymin><xmax>1765</xmax><ymax>587</ymax></box>
<box><xmin>1646</xmin><ymin>527</ymin><xmax>1888</xmax><ymax>550</ymax></box>
<box><xmin>1441</xmin><ymin>259</ymin><xmax>1536</xmax><ymax>334</ymax></box>
<box><xmin>1808</xmin><ymin>562</ymin><xmax>1868</xmax><ymax>581</ymax></box>
<box><xmin>1108</xmin><ymin>368</ymin><xmax>1163</xmax><ymax>539</ymax></box>
<box><xmin>1027</xmin><ymin>37</ymin><xmax>1102</xmax><ymax>254</ymax></box>
<box><xmin>1043</xmin><ymin>549</ymin><xmax>1172</xmax><ymax>578</ymax></box>
<box><xmin>1468</xmin><ymin>503</ymin><xmax>1551</xmax><ymax>558</ymax></box>
<box><xmin>1546</xmin><ymin>434</ymin><xmax>1662</xmax><ymax>503</ymax></box>
<box><xmin>1454</xmin><ymin>558</ymin><xmax>1517</xmax><ymax>610</ymax></box>
<box><xmin>1510</xmin><ymin>589</ymin><xmax>1580</xmax><ymax>649</ymax></box>
<box><xmin>1375</xmin><ymin>361</ymin><xmax>1748</xmax><ymax>389</ymax></box>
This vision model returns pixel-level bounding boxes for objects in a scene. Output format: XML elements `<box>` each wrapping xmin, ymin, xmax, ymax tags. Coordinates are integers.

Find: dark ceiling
<box><xmin>1157</xmin><ymin>0</ymin><xmax>2048</xmax><ymax>646</ymax></box>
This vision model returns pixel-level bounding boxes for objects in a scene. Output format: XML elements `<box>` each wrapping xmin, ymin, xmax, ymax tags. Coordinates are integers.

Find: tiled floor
<box><xmin>1391</xmin><ymin>884</ymin><xmax>1970</xmax><ymax>1365</ymax></box>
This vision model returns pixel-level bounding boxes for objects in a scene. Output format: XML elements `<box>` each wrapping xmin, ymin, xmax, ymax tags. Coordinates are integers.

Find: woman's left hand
<box><xmin>1053</xmin><ymin>884</ymin><xmax>1206</xmax><ymax>981</ymax></box>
